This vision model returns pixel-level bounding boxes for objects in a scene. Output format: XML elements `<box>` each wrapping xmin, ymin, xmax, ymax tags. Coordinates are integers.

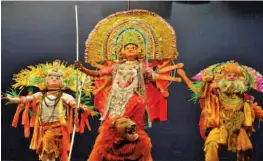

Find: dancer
<box><xmin>178</xmin><ymin>60</ymin><xmax>263</xmax><ymax>161</ymax></box>
<box><xmin>75</xmin><ymin>9</ymin><xmax>186</xmax><ymax>129</ymax></box>
<box><xmin>2</xmin><ymin>60</ymin><xmax>96</xmax><ymax>161</ymax></box>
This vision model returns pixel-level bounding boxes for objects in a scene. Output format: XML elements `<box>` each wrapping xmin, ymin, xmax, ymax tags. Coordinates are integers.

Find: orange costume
<box><xmin>3</xmin><ymin>60</ymin><xmax>96</xmax><ymax>161</ymax></box>
<box><xmin>178</xmin><ymin>61</ymin><xmax>263</xmax><ymax>161</ymax></box>
<box><xmin>87</xmin><ymin>117</ymin><xmax>153</xmax><ymax>161</ymax></box>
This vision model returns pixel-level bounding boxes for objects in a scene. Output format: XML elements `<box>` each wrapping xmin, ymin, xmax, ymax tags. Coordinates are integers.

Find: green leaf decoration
<box><xmin>28</xmin><ymin>109</ymin><xmax>33</xmax><ymax>117</ymax></box>
<box><xmin>6</xmin><ymin>88</ymin><xmax>18</xmax><ymax>96</ymax></box>
<box><xmin>27</xmin><ymin>87</ymin><xmax>34</xmax><ymax>94</ymax></box>
<box><xmin>3</xmin><ymin>88</ymin><xmax>24</xmax><ymax>104</ymax></box>
<box><xmin>5</xmin><ymin>88</ymin><xmax>24</xmax><ymax>97</ymax></box>
<box><xmin>84</xmin><ymin>105</ymin><xmax>95</xmax><ymax>110</ymax></box>
<box><xmin>73</xmin><ymin>92</ymin><xmax>93</xmax><ymax>107</ymax></box>
<box><xmin>189</xmin><ymin>81</ymin><xmax>204</xmax><ymax>104</ymax></box>
<box><xmin>94</xmin><ymin>111</ymin><xmax>100</xmax><ymax>116</ymax></box>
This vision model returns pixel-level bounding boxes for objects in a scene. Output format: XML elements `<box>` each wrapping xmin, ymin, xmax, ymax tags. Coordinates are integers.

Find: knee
<box><xmin>204</xmin><ymin>141</ymin><xmax>219</xmax><ymax>152</ymax></box>
<box><xmin>204</xmin><ymin>141</ymin><xmax>220</xmax><ymax>161</ymax></box>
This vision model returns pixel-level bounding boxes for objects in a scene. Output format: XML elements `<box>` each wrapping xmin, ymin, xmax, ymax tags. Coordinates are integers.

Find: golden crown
<box><xmin>47</xmin><ymin>60</ymin><xmax>63</xmax><ymax>77</ymax></box>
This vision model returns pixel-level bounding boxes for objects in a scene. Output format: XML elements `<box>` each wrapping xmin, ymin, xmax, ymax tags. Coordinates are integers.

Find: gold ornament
<box><xmin>85</xmin><ymin>9</ymin><xmax>178</xmax><ymax>64</ymax></box>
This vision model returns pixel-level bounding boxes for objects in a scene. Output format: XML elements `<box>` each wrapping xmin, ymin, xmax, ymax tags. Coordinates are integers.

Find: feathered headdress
<box><xmin>192</xmin><ymin>60</ymin><xmax>263</xmax><ymax>92</ymax></box>
<box><xmin>11</xmin><ymin>60</ymin><xmax>94</xmax><ymax>96</ymax></box>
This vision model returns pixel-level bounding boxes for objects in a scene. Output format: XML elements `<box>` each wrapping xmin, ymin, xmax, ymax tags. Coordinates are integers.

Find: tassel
<box><xmin>79</xmin><ymin>112</ymin><xmax>86</xmax><ymax>133</ymax></box>
<box><xmin>199</xmin><ymin>116</ymin><xmax>206</xmax><ymax>140</ymax></box>
<box><xmin>12</xmin><ymin>103</ymin><xmax>24</xmax><ymax>127</ymax></box>
<box><xmin>22</xmin><ymin>101</ymin><xmax>30</xmax><ymax>138</ymax></box>
<box><xmin>237</xmin><ymin>128</ymin><xmax>253</xmax><ymax>151</ymax></box>
<box><xmin>30</xmin><ymin>98</ymin><xmax>38</xmax><ymax>127</ymax></box>
<box><xmin>244</xmin><ymin>102</ymin><xmax>253</xmax><ymax>127</ymax></box>
<box><xmin>85</xmin><ymin>111</ymin><xmax>92</xmax><ymax>131</ymax></box>
<box><xmin>201</xmin><ymin>83</ymin><xmax>208</xmax><ymax>98</ymax></box>
<box><xmin>61</xmin><ymin>126</ymin><xmax>70</xmax><ymax>161</ymax></box>
<box><xmin>68</xmin><ymin>107</ymin><xmax>73</xmax><ymax>133</ymax></box>
<box><xmin>74</xmin><ymin>111</ymin><xmax>80</xmax><ymax>133</ymax></box>
<box><xmin>58</xmin><ymin>101</ymin><xmax>66</xmax><ymax>125</ymax></box>
<box><xmin>30</xmin><ymin>116</ymin><xmax>36</xmax><ymax>127</ymax></box>
<box><xmin>212</xmin><ymin>94</ymin><xmax>220</xmax><ymax>126</ymax></box>
<box><xmin>31</xmin><ymin>97</ymin><xmax>37</xmax><ymax>112</ymax></box>
<box><xmin>214</xmin><ymin>96</ymin><xmax>219</xmax><ymax>126</ymax></box>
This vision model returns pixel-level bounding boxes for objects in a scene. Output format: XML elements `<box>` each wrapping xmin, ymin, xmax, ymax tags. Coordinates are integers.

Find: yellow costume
<box><xmin>178</xmin><ymin>61</ymin><xmax>263</xmax><ymax>161</ymax></box>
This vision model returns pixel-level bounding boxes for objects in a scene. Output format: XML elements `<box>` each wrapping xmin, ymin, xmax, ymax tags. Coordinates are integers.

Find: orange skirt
<box><xmin>30</xmin><ymin>121</ymin><xmax>70</xmax><ymax>161</ymax></box>
<box><xmin>38</xmin><ymin>122</ymin><xmax>63</xmax><ymax>160</ymax></box>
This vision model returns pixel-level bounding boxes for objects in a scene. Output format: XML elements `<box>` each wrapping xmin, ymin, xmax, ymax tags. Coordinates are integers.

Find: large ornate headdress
<box><xmin>11</xmin><ymin>60</ymin><xmax>93</xmax><ymax>96</ymax></box>
<box><xmin>192</xmin><ymin>60</ymin><xmax>263</xmax><ymax>92</ymax></box>
<box><xmin>85</xmin><ymin>9</ymin><xmax>178</xmax><ymax>63</ymax></box>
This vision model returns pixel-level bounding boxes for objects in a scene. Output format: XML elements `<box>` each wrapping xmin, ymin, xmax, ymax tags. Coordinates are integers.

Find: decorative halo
<box><xmin>12</xmin><ymin>60</ymin><xmax>94</xmax><ymax>96</ymax></box>
<box><xmin>192</xmin><ymin>61</ymin><xmax>263</xmax><ymax>92</ymax></box>
<box><xmin>85</xmin><ymin>9</ymin><xmax>178</xmax><ymax>64</ymax></box>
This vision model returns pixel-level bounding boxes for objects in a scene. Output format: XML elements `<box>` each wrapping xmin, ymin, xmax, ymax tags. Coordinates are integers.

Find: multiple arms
<box><xmin>74</xmin><ymin>60</ymin><xmax>113</xmax><ymax>77</ymax></box>
<box><xmin>144</xmin><ymin>60</ymin><xmax>183</xmax><ymax>83</ymax></box>
<box><xmin>75</xmin><ymin>61</ymin><xmax>113</xmax><ymax>95</ymax></box>
<box><xmin>177</xmin><ymin>68</ymin><xmax>196</xmax><ymax>92</ymax></box>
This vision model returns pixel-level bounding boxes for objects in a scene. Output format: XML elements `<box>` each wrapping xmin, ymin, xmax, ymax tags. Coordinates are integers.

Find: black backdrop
<box><xmin>2</xmin><ymin>1</ymin><xmax>263</xmax><ymax>161</ymax></box>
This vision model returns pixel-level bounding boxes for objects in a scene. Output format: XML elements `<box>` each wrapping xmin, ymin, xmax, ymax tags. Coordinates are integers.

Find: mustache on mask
<box><xmin>217</xmin><ymin>78</ymin><xmax>248</xmax><ymax>94</ymax></box>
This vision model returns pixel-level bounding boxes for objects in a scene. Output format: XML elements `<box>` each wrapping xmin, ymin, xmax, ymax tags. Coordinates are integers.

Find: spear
<box><xmin>68</xmin><ymin>5</ymin><xmax>80</xmax><ymax>161</ymax></box>
<box><xmin>68</xmin><ymin>75</ymin><xmax>87</xmax><ymax>161</ymax></box>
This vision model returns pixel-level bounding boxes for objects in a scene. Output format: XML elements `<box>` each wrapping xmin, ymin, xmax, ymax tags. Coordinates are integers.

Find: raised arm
<box><xmin>90</xmin><ymin>61</ymin><xmax>114</xmax><ymax>69</ymax></box>
<box><xmin>74</xmin><ymin>60</ymin><xmax>113</xmax><ymax>77</ymax></box>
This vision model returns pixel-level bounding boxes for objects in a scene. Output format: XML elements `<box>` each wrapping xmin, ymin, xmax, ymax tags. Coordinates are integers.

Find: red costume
<box><xmin>75</xmin><ymin>9</ymin><xmax>185</xmax><ymax>129</ymax></box>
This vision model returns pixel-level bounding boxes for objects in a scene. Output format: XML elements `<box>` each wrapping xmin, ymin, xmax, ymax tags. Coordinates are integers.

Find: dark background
<box><xmin>2</xmin><ymin>1</ymin><xmax>263</xmax><ymax>161</ymax></box>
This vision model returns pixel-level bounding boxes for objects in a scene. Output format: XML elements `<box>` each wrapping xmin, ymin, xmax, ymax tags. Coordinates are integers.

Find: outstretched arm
<box><xmin>2</xmin><ymin>92</ymin><xmax>42</xmax><ymax>104</ymax></box>
<box><xmin>144</xmin><ymin>60</ymin><xmax>183</xmax><ymax>83</ymax></box>
<box><xmin>74</xmin><ymin>60</ymin><xmax>113</xmax><ymax>77</ymax></box>
<box><xmin>152</xmin><ymin>73</ymin><xmax>182</xmax><ymax>82</ymax></box>
<box><xmin>158</xmin><ymin>62</ymin><xmax>184</xmax><ymax>74</ymax></box>
<box><xmin>2</xmin><ymin>92</ymin><xmax>42</xmax><ymax>137</ymax></box>
<box><xmin>244</xmin><ymin>94</ymin><xmax>263</xmax><ymax>120</ymax></box>
<box><xmin>252</xmin><ymin>102</ymin><xmax>263</xmax><ymax>120</ymax></box>
<box><xmin>177</xmin><ymin>69</ymin><xmax>196</xmax><ymax>92</ymax></box>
